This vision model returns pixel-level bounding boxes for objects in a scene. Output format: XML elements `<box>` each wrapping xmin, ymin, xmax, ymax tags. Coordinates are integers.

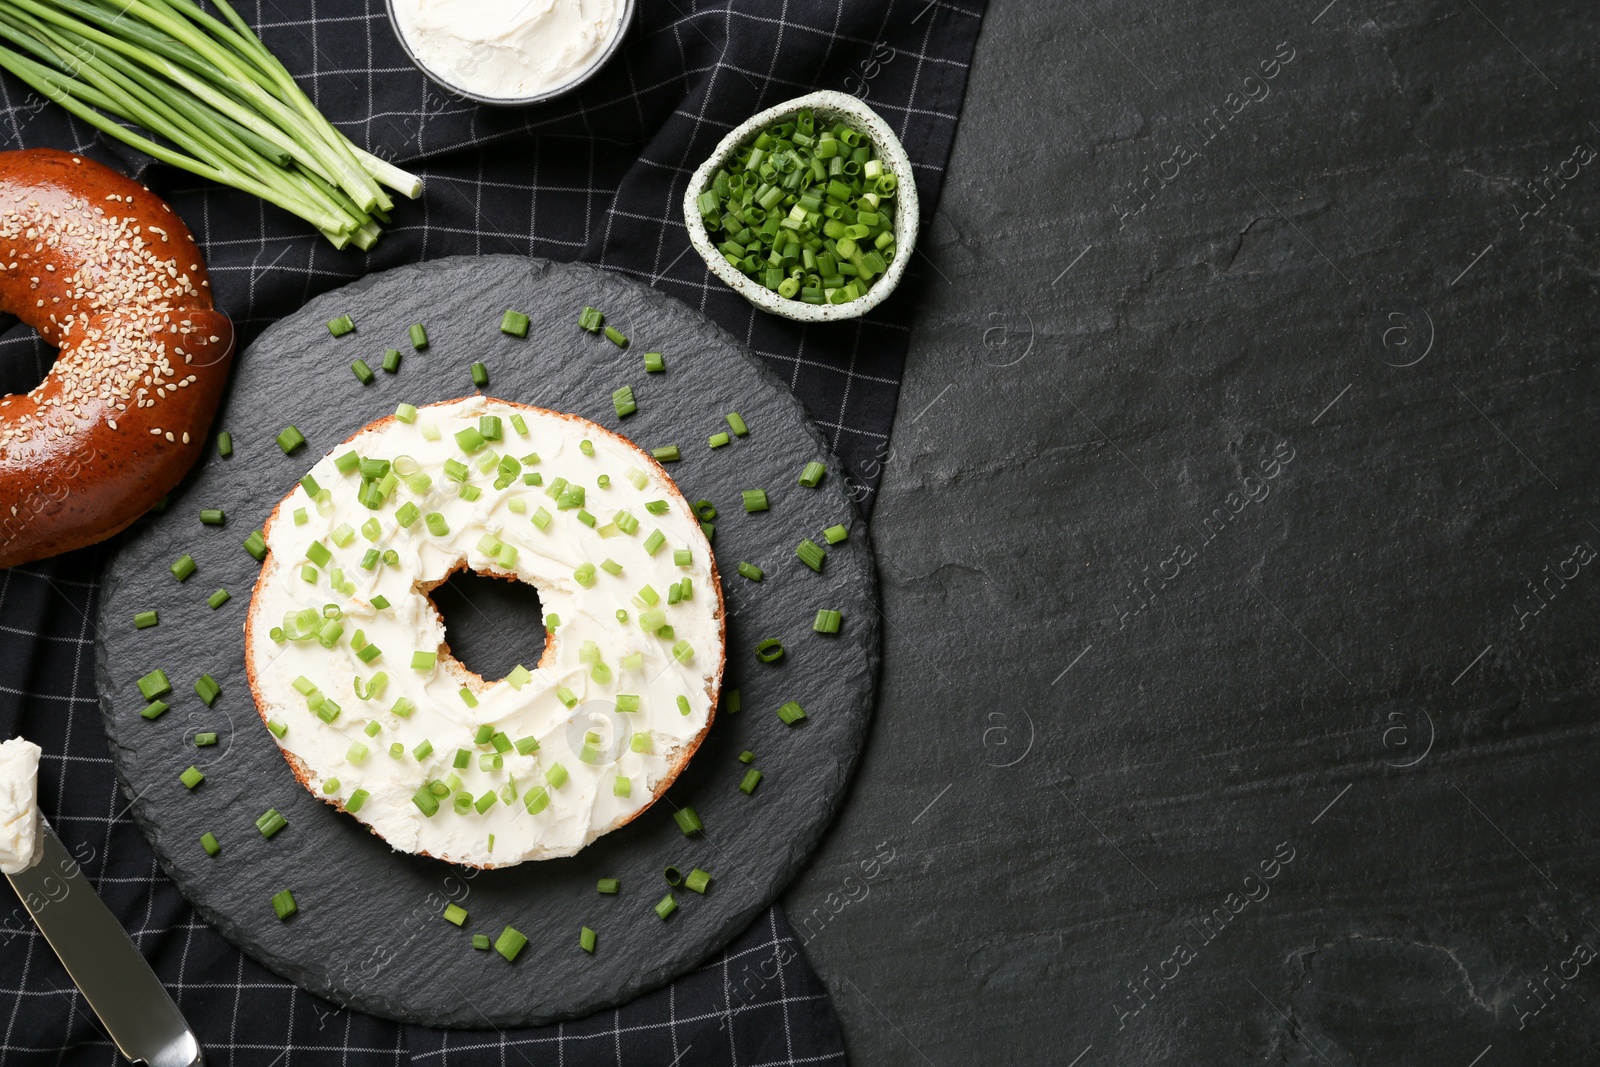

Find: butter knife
<box><xmin>6</xmin><ymin>820</ymin><xmax>203</xmax><ymax>1067</ymax></box>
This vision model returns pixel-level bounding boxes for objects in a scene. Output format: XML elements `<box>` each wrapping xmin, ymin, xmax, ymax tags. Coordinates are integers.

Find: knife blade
<box><xmin>6</xmin><ymin>819</ymin><xmax>202</xmax><ymax>1067</ymax></box>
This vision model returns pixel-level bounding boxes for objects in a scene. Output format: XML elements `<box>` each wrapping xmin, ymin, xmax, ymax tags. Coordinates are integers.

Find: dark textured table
<box><xmin>781</xmin><ymin>1</ymin><xmax>1600</xmax><ymax>1064</ymax></box>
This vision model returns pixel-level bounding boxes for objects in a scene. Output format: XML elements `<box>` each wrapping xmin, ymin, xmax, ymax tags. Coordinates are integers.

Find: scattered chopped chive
<box><xmin>673</xmin><ymin>807</ymin><xmax>703</xmax><ymax>835</ymax></box>
<box><xmin>459</xmin><ymin>686</ymin><xmax>479</xmax><ymax>708</ymax></box>
<box><xmin>409</xmin><ymin>324</ymin><xmax>429</xmax><ymax>350</ymax></box>
<box><xmin>411</xmin><ymin>651</ymin><xmax>437</xmax><ymax>671</ymax></box>
<box><xmin>266</xmin><ymin>718</ymin><xmax>287</xmax><ymax>738</ymax></box>
<box><xmin>271</xmin><ymin>890</ymin><xmax>298</xmax><ymax>920</ymax></box>
<box><xmin>673</xmin><ymin>549</ymin><xmax>693</xmax><ymax>567</ymax></box>
<box><xmin>708</xmin><ymin>431</ymin><xmax>730</xmax><ymax>448</ymax></box>
<box><xmin>420</xmin><ymin>423</ymin><xmax>440</xmax><ymax>440</ymax></box>
<box><xmin>615</xmin><ymin>693</ymin><xmax>641</xmax><ymax>714</ymax></box>
<box><xmin>727</xmin><ymin>690</ymin><xmax>742</xmax><ymax>713</ymax></box>
<box><xmin>726</xmin><ymin>412</ymin><xmax>748</xmax><ymax>436</ymax></box>
<box><xmin>579</xmin><ymin>306</ymin><xmax>604</xmax><ymax>332</ymax></box>
<box><xmin>524</xmin><ymin>785</ymin><xmax>551</xmax><ymax>814</ymax></box>
<box><xmin>823</xmin><ymin>524</ymin><xmax>849</xmax><ymax>544</ymax></box>
<box><xmin>194</xmin><ymin>674</ymin><xmax>221</xmax><ymax>706</ymax></box>
<box><xmin>480</xmin><ymin>415</ymin><xmax>503</xmax><ymax>441</ymax></box>
<box><xmin>612</xmin><ymin>385</ymin><xmax>637</xmax><ymax>418</ymax></box>
<box><xmin>390</xmin><ymin>698</ymin><xmax>414</xmax><ymax>722</ymax></box>
<box><xmin>674</xmin><ymin>642</ymin><xmax>694</xmax><ymax>665</ymax></box>
<box><xmin>134</xmin><ymin>671</ymin><xmax>170</xmax><ymax>703</ymax></box>
<box><xmin>243</xmin><ymin>529</ymin><xmax>267</xmax><ymax>561</ymax></box>
<box><xmin>495</xmin><ymin>927</ymin><xmax>528</xmax><ymax>962</ymax></box>
<box><xmin>471</xmin><ymin>362</ymin><xmax>489</xmax><ymax>387</ymax></box>
<box><xmin>199</xmin><ymin>510</ymin><xmax>226</xmax><ymax>528</ymax></box>
<box><xmin>546</xmin><ymin>612</ymin><xmax>561</xmax><ymax>632</ymax></box>
<box><xmin>207</xmin><ymin>588</ymin><xmax>231</xmax><ymax>610</ymax></box>
<box><xmin>255</xmin><ymin>809</ymin><xmax>288</xmax><ymax>838</ymax></box>
<box><xmin>501</xmin><ymin>309</ymin><xmax>530</xmax><ymax>337</ymax></box>
<box><xmin>216</xmin><ymin>431</ymin><xmax>233</xmax><ymax>458</ymax></box>
<box><xmin>180</xmin><ymin>766</ymin><xmax>204</xmax><ymax>789</ymax></box>
<box><xmin>685</xmin><ymin>868</ymin><xmax>712</xmax><ymax>894</ymax></box>
<box><xmin>351</xmin><ymin>358</ymin><xmax>375</xmax><ymax>384</ymax></box>
<box><xmin>141</xmin><ymin>700</ymin><xmax>170</xmax><ymax>721</ymax></box>
<box><xmin>347</xmin><ymin>789</ymin><xmax>369</xmax><ymax>812</ymax></box>
<box><xmin>134</xmin><ymin>610</ymin><xmax>159</xmax><ymax>630</ymax></box>
<box><xmin>413</xmin><ymin>787</ymin><xmax>440</xmax><ymax>817</ymax></box>
<box><xmin>645</xmin><ymin>500</ymin><xmax>670</xmax><ymax>516</ymax></box>
<box><xmin>651</xmin><ymin>445</ymin><xmax>681</xmax><ymax>462</ymax></box>
<box><xmin>395</xmin><ymin>403</ymin><xmax>419</xmax><ymax>423</ymax></box>
<box><xmin>796</xmin><ymin>539</ymin><xmax>826</xmax><ymax>572</ymax></box>
<box><xmin>814</xmin><ymin>609</ymin><xmax>843</xmax><ymax>634</ymax></box>
<box><xmin>655</xmin><ymin>893</ymin><xmax>677</xmax><ymax>919</ymax></box>
<box><xmin>200</xmin><ymin>832</ymin><xmax>220</xmax><ymax>856</ymax></box>
<box><xmin>383</xmin><ymin>348</ymin><xmax>402</xmax><ymax>373</ymax></box>
<box><xmin>170</xmin><ymin>554</ymin><xmax>196</xmax><ymax>582</ymax></box>
<box><xmin>365</xmin><ymin>720</ymin><xmax>382</xmax><ymax>738</ymax></box>
<box><xmin>644</xmin><ymin>351</ymin><xmax>664</xmax><ymax>373</ymax></box>
<box><xmin>777</xmin><ymin>701</ymin><xmax>807</xmax><ymax>725</ymax></box>
<box><xmin>194</xmin><ymin>732</ymin><xmax>218</xmax><ymax>747</ymax></box>
<box><xmin>630</xmin><ymin>733</ymin><xmax>652</xmax><ymax>754</ymax></box>
<box><xmin>580</xmin><ymin>925</ymin><xmax>597</xmax><ymax>953</ymax></box>
<box><xmin>472</xmin><ymin>934</ymin><xmax>491</xmax><ymax>950</ymax></box>
<box><xmin>443</xmin><ymin>903</ymin><xmax>468</xmax><ymax>926</ymax></box>
<box><xmin>742</xmin><ymin>489</ymin><xmax>769</xmax><ymax>513</ymax></box>
<box><xmin>739</xmin><ymin>750</ymin><xmax>756</xmax><ymax>764</ymax></box>
<box><xmin>515</xmin><ymin>735</ymin><xmax>539</xmax><ymax>756</ymax></box>
<box><xmin>799</xmin><ymin>461</ymin><xmax>826</xmax><ymax>487</ymax></box>
<box><xmin>453</xmin><ymin>748</ymin><xmax>472</xmax><ymax>770</ymax></box>
<box><xmin>327</xmin><ymin>314</ymin><xmax>355</xmax><ymax>336</ymax></box>
<box><xmin>614</xmin><ymin>510</ymin><xmax>640</xmax><ymax>534</ymax></box>
<box><xmin>322</xmin><ymin>778</ymin><xmax>340</xmax><ymax>794</ymax></box>
<box><xmin>643</xmin><ymin>530</ymin><xmax>667</xmax><ymax>555</ymax></box>
<box><xmin>574</xmin><ymin>562</ymin><xmax>597</xmax><ymax>587</ymax></box>
<box><xmin>737</xmin><ymin>561</ymin><xmax>764</xmax><ymax>581</ymax></box>
<box><xmin>304</xmin><ymin>541</ymin><xmax>331</xmax><ymax>567</ymax></box>
<box><xmin>579</xmin><ymin>439</ymin><xmax>595</xmax><ymax>457</ymax></box>
<box><xmin>276</xmin><ymin>426</ymin><xmax>306</xmax><ymax>454</ymax></box>
<box><xmin>740</xmin><ymin>768</ymin><xmax>763</xmax><ymax>794</ymax></box>
<box><xmin>546</xmin><ymin>763</ymin><xmax>570</xmax><ymax>788</ymax></box>
<box><xmin>425</xmin><ymin>513</ymin><xmax>449</xmax><ymax>537</ymax></box>
<box><xmin>755</xmin><ymin>638</ymin><xmax>785</xmax><ymax>663</ymax></box>
<box><xmin>604</xmin><ymin>325</ymin><xmax>628</xmax><ymax>347</ymax></box>
<box><xmin>676</xmin><ymin>696</ymin><xmax>693</xmax><ymax>719</ymax></box>
<box><xmin>594</xmin><ymin>878</ymin><xmax>622</xmax><ymax>896</ymax></box>
<box><xmin>293</xmin><ymin>508</ymin><xmax>308</xmax><ymax>526</ymax></box>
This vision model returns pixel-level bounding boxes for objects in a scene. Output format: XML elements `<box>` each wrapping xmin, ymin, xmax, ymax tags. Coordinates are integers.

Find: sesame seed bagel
<box><xmin>0</xmin><ymin>148</ymin><xmax>234</xmax><ymax>568</ymax></box>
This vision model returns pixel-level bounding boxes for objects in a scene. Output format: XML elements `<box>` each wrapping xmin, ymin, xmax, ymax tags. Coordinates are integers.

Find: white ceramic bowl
<box><xmin>682</xmin><ymin>91</ymin><xmax>920</xmax><ymax>323</ymax></box>
<box><xmin>385</xmin><ymin>0</ymin><xmax>635</xmax><ymax>107</ymax></box>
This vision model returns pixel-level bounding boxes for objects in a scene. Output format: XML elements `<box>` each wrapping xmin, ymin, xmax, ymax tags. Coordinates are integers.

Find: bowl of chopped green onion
<box><xmin>683</xmin><ymin>91</ymin><xmax>919</xmax><ymax>322</ymax></box>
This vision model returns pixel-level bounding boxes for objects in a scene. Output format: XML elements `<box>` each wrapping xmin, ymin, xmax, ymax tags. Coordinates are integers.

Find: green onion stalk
<box><xmin>0</xmin><ymin>0</ymin><xmax>421</xmax><ymax>248</ymax></box>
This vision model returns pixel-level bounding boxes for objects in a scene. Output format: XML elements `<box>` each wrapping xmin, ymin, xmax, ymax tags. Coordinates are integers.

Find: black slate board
<box><xmin>92</xmin><ymin>256</ymin><xmax>879</xmax><ymax>1028</ymax></box>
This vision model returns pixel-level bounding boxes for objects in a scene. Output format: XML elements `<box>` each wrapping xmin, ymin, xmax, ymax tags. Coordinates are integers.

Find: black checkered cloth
<box><xmin>0</xmin><ymin>0</ymin><xmax>984</xmax><ymax>1062</ymax></box>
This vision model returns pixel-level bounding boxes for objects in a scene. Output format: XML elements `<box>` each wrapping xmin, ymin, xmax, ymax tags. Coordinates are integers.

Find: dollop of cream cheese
<box><xmin>246</xmin><ymin>398</ymin><xmax>723</xmax><ymax>868</ymax></box>
<box><xmin>0</xmin><ymin>737</ymin><xmax>43</xmax><ymax>875</ymax></box>
<box><xmin>392</xmin><ymin>0</ymin><xmax>621</xmax><ymax>101</ymax></box>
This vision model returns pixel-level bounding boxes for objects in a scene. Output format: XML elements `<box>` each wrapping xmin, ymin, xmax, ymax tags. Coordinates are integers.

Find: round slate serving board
<box><xmin>93</xmin><ymin>256</ymin><xmax>879</xmax><ymax>1028</ymax></box>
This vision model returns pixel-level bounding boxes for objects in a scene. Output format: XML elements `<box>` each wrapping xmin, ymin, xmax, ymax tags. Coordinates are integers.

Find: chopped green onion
<box><xmin>383</xmin><ymin>348</ymin><xmax>401</xmax><ymax>373</ymax></box>
<box><xmin>579</xmin><ymin>306</ymin><xmax>604</xmax><ymax>332</ymax></box>
<box><xmin>524</xmin><ymin>785</ymin><xmax>551</xmax><ymax>814</ymax></box>
<box><xmin>708</xmin><ymin>431</ymin><xmax>730</xmax><ymax>448</ymax></box>
<box><xmin>495</xmin><ymin>927</ymin><xmax>528</xmax><ymax>962</ymax></box>
<box><xmin>453</xmin><ymin>748</ymin><xmax>471</xmax><ymax>770</ymax></box>
<box><xmin>351</xmin><ymin>358</ymin><xmax>374</xmax><ymax>384</ymax></box>
<box><xmin>480</xmin><ymin>415</ymin><xmax>502</xmax><ymax>441</ymax></box>
<box><xmin>267</xmin><ymin>718</ymin><xmax>288</xmax><ymax>738</ymax></box>
<box><xmin>604</xmin><ymin>325</ymin><xmax>628</xmax><ymax>347</ymax></box>
<box><xmin>195</xmin><ymin>674</ymin><xmax>221</xmax><ymax>706</ymax></box>
<box><xmin>777</xmin><ymin>701</ymin><xmax>807</xmax><ymax>725</ymax></box>
<box><xmin>674</xmin><ymin>642</ymin><xmax>695</xmax><ymax>665</ymax></box>
<box><xmin>579</xmin><ymin>925</ymin><xmax>597</xmax><ymax>953</ymax></box>
<box><xmin>824</xmin><ymin>524</ymin><xmax>849</xmax><ymax>544</ymax></box>
<box><xmin>208</xmin><ymin>588</ymin><xmax>231</xmax><ymax>610</ymax></box>
<box><xmin>546</xmin><ymin>763</ymin><xmax>569</xmax><ymax>788</ymax></box>
<box><xmin>501</xmin><ymin>310</ymin><xmax>530</xmax><ymax>337</ymax></box>
<box><xmin>631</xmin><ymin>733</ymin><xmax>653</xmax><ymax>753</ymax></box>
<box><xmin>425</xmin><ymin>513</ymin><xmax>449</xmax><ymax>536</ymax></box>
<box><xmin>799</xmin><ymin>461</ymin><xmax>826</xmax><ymax>487</ymax></box>
<box><xmin>726</xmin><ymin>412</ymin><xmax>748</xmax><ymax>436</ymax></box>
<box><xmin>742</xmin><ymin>489</ymin><xmax>769</xmax><ymax>512</ymax></box>
<box><xmin>673</xmin><ymin>807</ymin><xmax>703</xmax><ymax>835</ymax></box>
<box><xmin>613</xmin><ymin>775</ymin><xmax>632</xmax><ymax>798</ymax></box>
<box><xmin>644</xmin><ymin>530</ymin><xmax>667</xmax><ymax>555</ymax></box>
<box><xmin>170</xmin><ymin>554</ymin><xmax>196</xmax><ymax>582</ymax></box>
<box><xmin>755</xmin><ymin>638</ymin><xmax>785</xmax><ymax>663</ymax></box>
<box><xmin>643</xmin><ymin>351</ymin><xmax>665</xmax><ymax>373</ymax></box>
<box><xmin>655</xmin><ymin>893</ymin><xmax>678</xmax><ymax>919</ymax></box>
<box><xmin>413</xmin><ymin>787</ymin><xmax>440</xmax><ymax>817</ymax></box>
<box><xmin>276</xmin><ymin>426</ymin><xmax>306</xmax><ymax>454</ymax></box>
<box><xmin>134</xmin><ymin>610</ymin><xmax>159</xmax><ymax>630</ymax></box>
<box><xmin>256</xmin><ymin>809</ymin><xmax>288</xmax><ymax>838</ymax></box>
<box><xmin>327</xmin><ymin>314</ymin><xmax>355</xmax><ymax>337</ymax></box>
<box><xmin>322</xmin><ymin>778</ymin><xmax>340</xmax><ymax>794</ymax></box>
<box><xmin>180</xmin><ymin>766</ymin><xmax>204</xmax><ymax>790</ymax></box>
<box><xmin>471</xmin><ymin>362</ymin><xmax>489</xmax><ymax>387</ymax></box>
<box><xmin>347</xmin><ymin>742</ymin><xmax>369</xmax><ymax>765</ymax></box>
<box><xmin>396</xmin><ymin>403</ymin><xmax>419</xmax><ymax>424</ymax></box>
<box><xmin>726</xmin><ymin>690</ymin><xmax>742</xmax><ymax>713</ymax></box>
<box><xmin>216</xmin><ymin>431</ymin><xmax>233</xmax><ymax>458</ymax></box>
<box><xmin>141</xmin><ymin>700</ymin><xmax>170</xmax><ymax>721</ymax></box>
<box><xmin>740</xmin><ymin>768</ymin><xmax>763</xmax><ymax>794</ymax></box>
<box><xmin>200</xmin><ymin>832</ymin><xmax>220</xmax><ymax>857</ymax></box>
<box><xmin>409</xmin><ymin>324</ymin><xmax>429</xmax><ymax>350</ymax></box>
<box><xmin>443</xmin><ymin>903</ymin><xmax>468</xmax><ymax>926</ymax></box>
<box><xmin>598</xmin><ymin>878</ymin><xmax>620</xmax><ymax>894</ymax></box>
<box><xmin>194</xmin><ymin>732</ymin><xmax>218</xmax><ymax>747</ymax></box>
<box><xmin>685</xmin><ymin>868</ymin><xmax>712</xmax><ymax>894</ymax></box>
<box><xmin>200</xmin><ymin>508</ymin><xmax>225</xmax><ymax>526</ymax></box>
<box><xmin>737</xmin><ymin>562</ymin><xmax>764</xmax><ymax>581</ymax></box>
<box><xmin>796</xmin><ymin>539</ymin><xmax>826</xmax><ymax>572</ymax></box>
<box><xmin>580</xmin><ymin>439</ymin><xmax>595</xmax><ymax>456</ymax></box>
<box><xmin>515</xmin><ymin>735</ymin><xmax>539</xmax><ymax>756</ymax></box>
<box><xmin>347</xmin><ymin>789</ymin><xmax>370</xmax><ymax>812</ymax></box>
<box><xmin>612</xmin><ymin>385</ymin><xmax>637</xmax><ymax>417</ymax></box>
<box><xmin>271</xmin><ymin>890</ymin><xmax>298</xmax><ymax>921</ymax></box>
<box><xmin>411</xmin><ymin>651</ymin><xmax>438</xmax><ymax>670</ymax></box>
<box><xmin>244</xmin><ymin>529</ymin><xmax>267</xmax><ymax>561</ymax></box>
<box><xmin>472</xmin><ymin>934</ymin><xmax>492</xmax><ymax>950</ymax></box>
<box><xmin>814</xmin><ymin>609</ymin><xmax>843</xmax><ymax>633</ymax></box>
<box><xmin>739</xmin><ymin>750</ymin><xmax>756</xmax><ymax>764</ymax></box>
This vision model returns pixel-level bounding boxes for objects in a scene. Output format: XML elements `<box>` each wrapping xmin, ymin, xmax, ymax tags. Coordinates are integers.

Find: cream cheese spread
<box><xmin>246</xmin><ymin>397</ymin><xmax>724</xmax><ymax>868</ymax></box>
<box><xmin>0</xmin><ymin>737</ymin><xmax>43</xmax><ymax>875</ymax></box>
<box><xmin>391</xmin><ymin>0</ymin><xmax>621</xmax><ymax>102</ymax></box>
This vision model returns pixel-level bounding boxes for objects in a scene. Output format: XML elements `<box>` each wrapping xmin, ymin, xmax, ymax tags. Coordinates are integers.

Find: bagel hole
<box><xmin>0</xmin><ymin>316</ymin><xmax>57</xmax><ymax>396</ymax></box>
<box><xmin>428</xmin><ymin>568</ymin><xmax>546</xmax><ymax>682</ymax></box>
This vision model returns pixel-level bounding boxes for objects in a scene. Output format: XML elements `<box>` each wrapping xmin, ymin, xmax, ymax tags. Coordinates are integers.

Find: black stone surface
<box><xmin>783</xmin><ymin>2</ymin><xmax>1600</xmax><ymax>1064</ymax></box>
<box><xmin>93</xmin><ymin>256</ymin><xmax>879</xmax><ymax>1028</ymax></box>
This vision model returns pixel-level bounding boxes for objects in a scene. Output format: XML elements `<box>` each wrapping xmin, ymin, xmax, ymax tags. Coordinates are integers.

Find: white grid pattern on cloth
<box><xmin>0</xmin><ymin>0</ymin><xmax>986</xmax><ymax>1061</ymax></box>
